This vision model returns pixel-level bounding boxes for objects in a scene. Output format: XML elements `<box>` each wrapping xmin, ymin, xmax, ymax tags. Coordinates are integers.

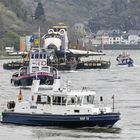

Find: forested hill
<box><xmin>0</xmin><ymin>0</ymin><xmax>140</xmax><ymax>32</ymax></box>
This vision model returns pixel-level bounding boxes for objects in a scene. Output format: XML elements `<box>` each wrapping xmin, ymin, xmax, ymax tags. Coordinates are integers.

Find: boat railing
<box><xmin>34</xmin><ymin>67</ymin><xmax>59</xmax><ymax>79</ymax></box>
<box><xmin>18</xmin><ymin>66</ymin><xmax>28</xmax><ymax>76</ymax></box>
<box><xmin>50</xmin><ymin>67</ymin><xmax>59</xmax><ymax>79</ymax></box>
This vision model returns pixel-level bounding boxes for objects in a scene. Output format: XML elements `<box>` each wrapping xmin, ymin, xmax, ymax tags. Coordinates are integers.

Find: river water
<box><xmin>0</xmin><ymin>50</ymin><xmax>140</xmax><ymax>140</ymax></box>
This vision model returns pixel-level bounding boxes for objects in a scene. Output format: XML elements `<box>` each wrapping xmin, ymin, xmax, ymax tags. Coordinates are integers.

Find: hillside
<box><xmin>0</xmin><ymin>2</ymin><xmax>25</xmax><ymax>31</ymax></box>
<box><xmin>88</xmin><ymin>0</ymin><xmax>140</xmax><ymax>32</ymax></box>
<box><xmin>20</xmin><ymin>0</ymin><xmax>111</xmax><ymax>25</ymax></box>
<box><xmin>0</xmin><ymin>0</ymin><xmax>140</xmax><ymax>32</ymax></box>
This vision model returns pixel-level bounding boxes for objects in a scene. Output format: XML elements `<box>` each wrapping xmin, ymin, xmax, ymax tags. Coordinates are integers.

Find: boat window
<box><xmin>40</xmin><ymin>54</ymin><xmax>42</xmax><ymax>59</ymax></box>
<box><xmin>76</xmin><ymin>96</ymin><xmax>82</xmax><ymax>105</ymax></box>
<box><xmin>35</xmin><ymin>54</ymin><xmax>39</xmax><ymax>59</ymax></box>
<box><xmin>31</xmin><ymin>54</ymin><xmax>34</xmax><ymax>59</ymax></box>
<box><xmin>41</xmin><ymin>67</ymin><xmax>49</xmax><ymax>72</ymax></box>
<box><xmin>83</xmin><ymin>95</ymin><xmax>94</xmax><ymax>105</ymax></box>
<box><xmin>36</xmin><ymin>95</ymin><xmax>47</xmax><ymax>104</ymax></box>
<box><xmin>52</xmin><ymin>96</ymin><xmax>61</xmax><ymax>105</ymax></box>
<box><xmin>36</xmin><ymin>95</ymin><xmax>41</xmax><ymax>103</ymax></box>
<box><xmin>43</xmin><ymin>54</ymin><xmax>46</xmax><ymax>59</ymax></box>
<box><xmin>52</xmin><ymin>96</ymin><xmax>66</xmax><ymax>105</ymax></box>
<box><xmin>62</xmin><ymin>97</ymin><xmax>66</xmax><ymax>105</ymax></box>
<box><xmin>20</xmin><ymin>68</ymin><xmax>27</xmax><ymax>75</ymax></box>
<box><xmin>67</xmin><ymin>97</ymin><xmax>75</xmax><ymax>105</ymax></box>
<box><xmin>20</xmin><ymin>78</ymin><xmax>32</xmax><ymax>86</ymax></box>
<box><xmin>67</xmin><ymin>96</ymin><xmax>82</xmax><ymax>105</ymax></box>
<box><xmin>47</xmin><ymin>96</ymin><xmax>51</xmax><ymax>104</ymax></box>
<box><xmin>32</xmin><ymin>67</ymin><xmax>39</xmax><ymax>72</ymax></box>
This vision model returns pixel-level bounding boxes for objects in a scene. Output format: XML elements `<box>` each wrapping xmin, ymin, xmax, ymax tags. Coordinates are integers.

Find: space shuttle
<box><xmin>42</xmin><ymin>24</ymin><xmax>105</xmax><ymax>58</ymax></box>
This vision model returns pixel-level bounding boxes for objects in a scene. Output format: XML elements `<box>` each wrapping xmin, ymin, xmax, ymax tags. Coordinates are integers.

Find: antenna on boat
<box><xmin>112</xmin><ymin>95</ymin><xmax>115</xmax><ymax>112</ymax></box>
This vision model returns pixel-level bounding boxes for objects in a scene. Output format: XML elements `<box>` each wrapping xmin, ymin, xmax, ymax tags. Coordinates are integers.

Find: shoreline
<box><xmin>0</xmin><ymin>55</ymin><xmax>22</xmax><ymax>60</ymax></box>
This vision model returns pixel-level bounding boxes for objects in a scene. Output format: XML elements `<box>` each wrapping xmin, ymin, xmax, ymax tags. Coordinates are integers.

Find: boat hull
<box><xmin>11</xmin><ymin>74</ymin><xmax>54</xmax><ymax>87</ymax></box>
<box><xmin>51</xmin><ymin>63</ymin><xmax>77</xmax><ymax>71</ymax></box>
<box><xmin>77</xmin><ymin>60</ymin><xmax>111</xmax><ymax>69</ymax></box>
<box><xmin>117</xmin><ymin>62</ymin><xmax>133</xmax><ymax>67</ymax></box>
<box><xmin>1</xmin><ymin>112</ymin><xmax>120</xmax><ymax>128</ymax></box>
<box><xmin>3</xmin><ymin>61</ymin><xmax>29</xmax><ymax>70</ymax></box>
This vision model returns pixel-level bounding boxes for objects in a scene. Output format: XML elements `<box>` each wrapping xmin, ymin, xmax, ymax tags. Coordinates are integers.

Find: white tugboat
<box><xmin>1</xmin><ymin>79</ymin><xmax>120</xmax><ymax>128</ymax></box>
<box><xmin>11</xmin><ymin>48</ymin><xmax>60</xmax><ymax>89</ymax></box>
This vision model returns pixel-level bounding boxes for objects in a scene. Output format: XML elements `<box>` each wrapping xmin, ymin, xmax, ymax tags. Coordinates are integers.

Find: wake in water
<box><xmin>60</xmin><ymin>70</ymin><xmax>78</xmax><ymax>73</ymax></box>
<box><xmin>133</xmin><ymin>64</ymin><xmax>140</xmax><ymax>67</ymax></box>
<box><xmin>32</xmin><ymin>126</ymin><xmax>121</xmax><ymax>139</ymax></box>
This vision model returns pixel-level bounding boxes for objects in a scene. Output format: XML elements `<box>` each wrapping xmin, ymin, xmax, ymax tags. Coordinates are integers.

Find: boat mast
<box><xmin>64</xmin><ymin>28</ymin><xmax>68</xmax><ymax>63</ymax></box>
<box><xmin>112</xmin><ymin>95</ymin><xmax>115</xmax><ymax>112</ymax></box>
<box><xmin>38</xmin><ymin>26</ymin><xmax>41</xmax><ymax>48</ymax></box>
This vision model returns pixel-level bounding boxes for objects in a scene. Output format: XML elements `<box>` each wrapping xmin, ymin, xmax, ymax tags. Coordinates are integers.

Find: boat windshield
<box><xmin>83</xmin><ymin>95</ymin><xmax>94</xmax><ymax>105</ymax></box>
<box><xmin>32</xmin><ymin>67</ymin><xmax>39</xmax><ymax>72</ymax></box>
<box><xmin>41</xmin><ymin>67</ymin><xmax>50</xmax><ymax>72</ymax></box>
<box><xmin>36</xmin><ymin>95</ymin><xmax>51</xmax><ymax>104</ymax></box>
<box><xmin>52</xmin><ymin>96</ymin><xmax>66</xmax><ymax>105</ymax></box>
<box><xmin>67</xmin><ymin>96</ymin><xmax>82</xmax><ymax>105</ymax></box>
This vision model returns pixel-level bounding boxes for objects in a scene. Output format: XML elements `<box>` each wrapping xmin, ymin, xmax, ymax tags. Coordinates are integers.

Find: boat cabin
<box><xmin>29</xmin><ymin>48</ymin><xmax>49</xmax><ymax>73</ymax></box>
<box><xmin>15</xmin><ymin>49</ymin><xmax>53</xmax><ymax>76</ymax></box>
<box><xmin>25</xmin><ymin>88</ymin><xmax>100</xmax><ymax>115</ymax></box>
<box><xmin>36</xmin><ymin>90</ymin><xmax>95</xmax><ymax>106</ymax></box>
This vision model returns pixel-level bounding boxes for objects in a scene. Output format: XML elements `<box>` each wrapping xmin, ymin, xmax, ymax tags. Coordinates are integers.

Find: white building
<box><xmin>5</xmin><ymin>47</ymin><xmax>14</xmax><ymax>53</ymax></box>
<box><xmin>127</xmin><ymin>30</ymin><xmax>140</xmax><ymax>44</ymax></box>
<box><xmin>96</xmin><ymin>30</ymin><xmax>109</xmax><ymax>44</ymax></box>
<box><xmin>108</xmin><ymin>30</ymin><xmax>122</xmax><ymax>44</ymax></box>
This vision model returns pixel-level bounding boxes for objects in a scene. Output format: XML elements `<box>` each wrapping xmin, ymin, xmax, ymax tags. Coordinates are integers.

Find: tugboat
<box><xmin>3</xmin><ymin>60</ymin><xmax>29</xmax><ymax>70</ymax></box>
<box><xmin>1</xmin><ymin>79</ymin><xmax>120</xmax><ymax>127</ymax></box>
<box><xmin>116</xmin><ymin>52</ymin><xmax>134</xmax><ymax>67</ymax></box>
<box><xmin>11</xmin><ymin>48</ymin><xmax>60</xmax><ymax>89</ymax></box>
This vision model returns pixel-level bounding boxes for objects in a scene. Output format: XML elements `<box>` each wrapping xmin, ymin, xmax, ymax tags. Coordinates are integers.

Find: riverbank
<box><xmin>96</xmin><ymin>44</ymin><xmax>140</xmax><ymax>50</ymax></box>
<box><xmin>0</xmin><ymin>54</ymin><xmax>22</xmax><ymax>60</ymax></box>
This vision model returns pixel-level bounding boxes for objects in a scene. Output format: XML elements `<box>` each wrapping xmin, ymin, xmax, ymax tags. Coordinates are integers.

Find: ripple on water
<box><xmin>32</xmin><ymin>127</ymin><xmax>121</xmax><ymax>139</ymax></box>
<box><xmin>0</xmin><ymin>51</ymin><xmax>140</xmax><ymax>140</ymax></box>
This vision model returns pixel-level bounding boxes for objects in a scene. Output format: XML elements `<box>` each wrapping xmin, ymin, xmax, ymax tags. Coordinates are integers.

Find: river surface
<box><xmin>0</xmin><ymin>50</ymin><xmax>140</xmax><ymax>140</ymax></box>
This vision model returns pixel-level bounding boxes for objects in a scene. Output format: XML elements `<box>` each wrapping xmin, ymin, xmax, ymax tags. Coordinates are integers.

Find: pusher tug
<box><xmin>11</xmin><ymin>48</ymin><xmax>60</xmax><ymax>90</ymax></box>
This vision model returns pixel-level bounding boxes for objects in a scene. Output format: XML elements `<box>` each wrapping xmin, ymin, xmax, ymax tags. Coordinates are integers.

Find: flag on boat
<box><xmin>30</xmin><ymin>35</ymin><xmax>34</xmax><ymax>43</ymax></box>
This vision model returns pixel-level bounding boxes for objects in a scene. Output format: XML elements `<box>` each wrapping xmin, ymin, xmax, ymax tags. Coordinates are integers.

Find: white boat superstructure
<box><xmin>2</xmin><ymin>79</ymin><xmax>120</xmax><ymax>127</ymax></box>
<box><xmin>11</xmin><ymin>48</ymin><xmax>60</xmax><ymax>89</ymax></box>
<box><xmin>12</xmin><ymin>80</ymin><xmax>112</xmax><ymax>115</ymax></box>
